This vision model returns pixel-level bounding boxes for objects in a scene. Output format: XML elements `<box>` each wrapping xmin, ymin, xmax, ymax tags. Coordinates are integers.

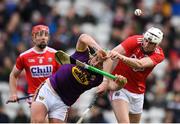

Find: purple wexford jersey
<box><xmin>49</xmin><ymin>50</ymin><xmax>103</xmax><ymax>106</ymax></box>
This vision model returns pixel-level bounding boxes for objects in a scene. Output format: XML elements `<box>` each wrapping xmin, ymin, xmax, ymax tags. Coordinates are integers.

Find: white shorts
<box><xmin>110</xmin><ymin>88</ymin><xmax>144</xmax><ymax>114</ymax></box>
<box><xmin>34</xmin><ymin>82</ymin><xmax>69</xmax><ymax>121</ymax></box>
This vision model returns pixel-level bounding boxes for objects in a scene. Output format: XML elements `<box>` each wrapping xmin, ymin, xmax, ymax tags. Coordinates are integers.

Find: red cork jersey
<box><xmin>16</xmin><ymin>47</ymin><xmax>60</xmax><ymax>94</ymax></box>
<box><xmin>112</xmin><ymin>35</ymin><xmax>164</xmax><ymax>94</ymax></box>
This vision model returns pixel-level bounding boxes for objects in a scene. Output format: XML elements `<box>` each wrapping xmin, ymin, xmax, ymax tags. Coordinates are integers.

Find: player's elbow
<box><xmin>10</xmin><ymin>69</ymin><xmax>20</xmax><ymax>79</ymax></box>
<box><xmin>79</xmin><ymin>34</ymin><xmax>89</xmax><ymax>43</ymax></box>
<box><xmin>9</xmin><ymin>71</ymin><xmax>15</xmax><ymax>79</ymax></box>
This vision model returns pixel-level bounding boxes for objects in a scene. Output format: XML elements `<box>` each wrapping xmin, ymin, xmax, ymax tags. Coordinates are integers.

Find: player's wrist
<box><xmin>103</xmin><ymin>78</ymin><xmax>109</xmax><ymax>83</ymax></box>
<box><xmin>10</xmin><ymin>91</ymin><xmax>17</xmax><ymax>96</ymax></box>
<box><xmin>11</xmin><ymin>94</ymin><xmax>17</xmax><ymax>97</ymax></box>
<box><xmin>116</xmin><ymin>78</ymin><xmax>127</xmax><ymax>87</ymax></box>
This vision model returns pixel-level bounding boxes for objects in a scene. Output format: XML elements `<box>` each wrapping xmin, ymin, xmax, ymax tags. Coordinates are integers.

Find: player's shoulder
<box><xmin>154</xmin><ymin>46</ymin><xmax>164</xmax><ymax>55</ymax></box>
<box><xmin>19</xmin><ymin>48</ymin><xmax>34</xmax><ymax>57</ymax></box>
<box><xmin>127</xmin><ymin>35</ymin><xmax>143</xmax><ymax>43</ymax></box>
<box><xmin>129</xmin><ymin>35</ymin><xmax>143</xmax><ymax>39</ymax></box>
<box><xmin>19</xmin><ymin>47</ymin><xmax>57</xmax><ymax>57</ymax></box>
<box><xmin>46</xmin><ymin>47</ymin><xmax>57</xmax><ymax>53</ymax></box>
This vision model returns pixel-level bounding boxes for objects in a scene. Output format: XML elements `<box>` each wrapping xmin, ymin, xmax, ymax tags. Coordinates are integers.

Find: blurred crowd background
<box><xmin>0</xmin><ymin>0</ymin><xmax>180</xmax><ymax>123</ymax></box>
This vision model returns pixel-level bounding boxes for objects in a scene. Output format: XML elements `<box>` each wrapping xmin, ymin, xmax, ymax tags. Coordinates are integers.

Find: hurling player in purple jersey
<box><xmin>30</xmin><ymin>34</ymin><xmax>127</xmax><ymax>123</ymax></box>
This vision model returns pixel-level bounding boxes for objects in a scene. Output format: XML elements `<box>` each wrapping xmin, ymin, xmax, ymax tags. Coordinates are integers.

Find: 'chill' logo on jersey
<box><xmin>30</xmin><ymin>65</ymin><xmax>53</xmax><ymax>77</ymax></box>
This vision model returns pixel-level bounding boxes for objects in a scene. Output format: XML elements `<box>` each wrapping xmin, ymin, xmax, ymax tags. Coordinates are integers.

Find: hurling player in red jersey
<box><xmin>8</xmin><ymin>25</ymin><xmax>60</xmax><ymax>103</ymax></box>
<box><xmin>103</xmin><ymin>27</ymin><xmax>165</xmax><ymax>123</ymax></box>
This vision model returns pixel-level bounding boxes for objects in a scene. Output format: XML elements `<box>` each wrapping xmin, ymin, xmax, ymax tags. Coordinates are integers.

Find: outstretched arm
<box><xmin>100</xmin><ymin>44</ymin><xmax>125</xmax><ymax>76</ymax></box>
<box><xmin>76</xmin><ymin>34</ymin><xmax>103</xmax><ymax>52</ymax></box>
<box><xmin>97</xmin><ymin>74</ymin><xmax>127</xmax><ymax>94</ymax></box>
<box><xmin>96</xmin><ymin>41</ymin><xmax>131</xmax><ymax>93</ymax></box>
<box><xmin>108</xmin><ymin>51</ymin><xmax>154</xmax><ymax>69</ymax></box>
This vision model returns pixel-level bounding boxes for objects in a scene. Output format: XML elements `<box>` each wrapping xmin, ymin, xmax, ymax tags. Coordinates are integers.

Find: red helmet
<box><xmin>32</xmin><ymin>25</ymin><xmax>49</xmax><ymax>35</ymax></box>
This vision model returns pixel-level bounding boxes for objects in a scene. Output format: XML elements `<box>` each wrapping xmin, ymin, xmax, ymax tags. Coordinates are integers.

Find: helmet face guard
<box><xmin>143</xmin><ymin>27</ymin><xmax>163</xmax><ymax>44</ymax></box>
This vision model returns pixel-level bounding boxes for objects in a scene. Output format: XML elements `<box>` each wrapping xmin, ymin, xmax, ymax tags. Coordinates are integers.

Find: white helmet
<box><xmin>143</xmin><ymin>27</ymin><xmax>163</xmax><ymax>44</ymax></box>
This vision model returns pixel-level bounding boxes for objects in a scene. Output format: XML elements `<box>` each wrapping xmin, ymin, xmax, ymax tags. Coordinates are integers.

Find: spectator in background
<box><xmin>0</xmin><ymin>56</ymin><xmax>13</xmax><ymax>81</ymax></box>
<box><xmin>168</xmin><ymin>38</ymin><xmax>180</xmax><ymax>91</ymax></box>
<box><xmin>67</xmin><ymin>108</ymin><xmax>80</xmax><ymax>123</ymax></box>
<box><xmin>0</xmin><ymin>105</ymin><xmax>10</xmax><ymax>123</ymax></box>
<box><xmin>80</xmin><ymin>8</ymin><xmax>97</xmax><ymax>24</ymax></box>
<box><xmin>0</xmin><ymin>31</ymin><xmax>14</xmax><ymax>82</ymax></box>
<box><xmin>7</xmin><ymin>25</ymin><xmax>60</xmax><ymax>103</ymax></box>
<box><xmin>0</xmin><ymin>93</ymin><xmax>10</xmax><ymax>123</ymax></box>
<box><xmin>87</xmin><ymin>105</ymin><xmax>108</xmax><ymax>123</ymax></box>
<box><xmin>164</xmin><ymin>91</ymin><xmax>180</xmax><ymax>123</ymax></box>
<box><xmin>13</xmin><ymin>107</ymin><xmax>30</xmax><ymax>123</ymax></box>
<box><xmin>69</xmin><ymin>24</ymin><xmax>81</xmax><ymax>48</ymax></box>
<box><xmin>65</xmin><ymin>7</ymin><xmax>81</xmax><ymax>31</ymax></box>
<box><xmin>95</xmin><ymin>93</ymin><xmax>112</xmax><ymax>111</ymax></box>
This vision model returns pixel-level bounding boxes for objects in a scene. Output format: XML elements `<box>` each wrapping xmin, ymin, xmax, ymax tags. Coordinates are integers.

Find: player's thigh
<box><xmin>31</xmin><ymin>101</ymin><xmax>47</xmax><ymax>122</ymax></box>
<box><xmin>111</xmin><ymin>99</ymin><xmax>129</xmax><ymax>123</ymax></box>
<box><xmin>42</xmin><ymin>82</ymin><xmax>69</xmax><ymax>122</ymax></box>
<box><xmin>128</xmin><ymin>90</ymin><xmax>144</xmax><ymax>123</ymax></box>
<box><xmin>31</xmin><ymin>83</ymin><xmax>48</xmax><ymax>122</ymax></box>
<box><xmin>48</xmin><ymin>99</ymin><xmax>69</xmax><ymax>123</ymax></box>
<box><xmin>110</xmin><ymin>90</ymin><xmax>130</xmax><ymax>123</ymax></box>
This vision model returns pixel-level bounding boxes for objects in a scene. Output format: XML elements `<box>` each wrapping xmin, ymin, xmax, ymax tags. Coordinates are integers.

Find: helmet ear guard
<box><xmin>143</xmin><ymin>27</ymin><xmax>163</xmax><ymax>44</ymax></box>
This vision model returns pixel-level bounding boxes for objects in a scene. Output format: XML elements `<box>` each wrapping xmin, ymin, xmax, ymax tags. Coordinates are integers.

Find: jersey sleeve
<box><xmin>121</xmin><ymin>35</ymin><xmax>142</xmax><ymax>55</ymax></box>
<box><xmin>149</xmin><ymin>48</ymin><xmax>165</xmax><ymax>65</ymax></box>
<box><xmin>15</xmin><ymin>55</ymin><xmax>25</xmax><ymax>70</ymax></box>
